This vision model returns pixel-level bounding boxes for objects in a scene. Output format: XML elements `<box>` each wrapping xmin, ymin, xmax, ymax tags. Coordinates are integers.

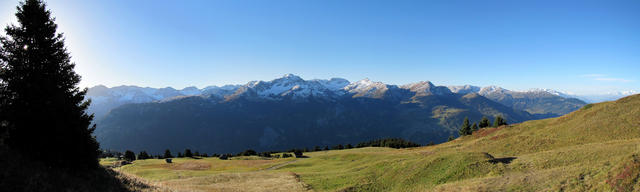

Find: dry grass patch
<box><xmin>160</xmin><ymin>171</ymin><xmax>311</xmax><ymax>192</ymax></box>
<box><xmin>168</xmin><ymin>161</ymin><xmax>211</xmax><ymax>171</ymax></box>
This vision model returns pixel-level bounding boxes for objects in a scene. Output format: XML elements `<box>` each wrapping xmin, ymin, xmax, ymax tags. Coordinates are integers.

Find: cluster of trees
<box><xmin>111</xmin><ymin>148</ymin><xmax>214</xmax><ymax>161</ymax></box>
<box><xmin>458</xmin><ymin>116</ymin><xmax>508</xmax><ymax>136</ymax></box>
<box><xmin>354</xmin><ymin>138</ymin><xmax>421</xmax><ymax>148</ymax></box>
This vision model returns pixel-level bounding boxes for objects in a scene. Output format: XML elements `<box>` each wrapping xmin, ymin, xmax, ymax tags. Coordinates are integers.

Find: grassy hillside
<box><xmin>115</xmin><ymin>94</ymin><xmax>640</xmax><ymax>191</ymax></box>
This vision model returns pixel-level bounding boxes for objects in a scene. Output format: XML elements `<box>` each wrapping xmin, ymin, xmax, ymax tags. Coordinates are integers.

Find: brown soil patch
<box><xmin>490</xmin><ymin>133</ymin><xmax>507</xmax><ymax>141</ymax></box>
<box><xmin>168</xmin><ymin>161</ymin><xmax>211</xmax><ymax>170</ymax></box>
<box><xmin>474</xmin><ymin>127</ymin><xmax>502</xmax><ymax>138</ymax></box>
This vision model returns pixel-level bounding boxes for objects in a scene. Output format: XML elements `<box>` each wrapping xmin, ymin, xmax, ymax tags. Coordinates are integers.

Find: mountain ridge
<box><xmin>87</xmin><ymin>74</ymin><xmax>586</xmax><ymax>121</ymax></box>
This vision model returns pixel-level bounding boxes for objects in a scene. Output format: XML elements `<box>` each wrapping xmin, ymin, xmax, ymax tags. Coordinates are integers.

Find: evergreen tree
<box><xmin>472</xmin><ymin>123</ymin><xmax>479</xmax><ymax>132</ymax></box>
<box><xmin>0</xmin><ymin>0</ymin><xmax>100</xmax><ymax>168</ymax></box>
<box><xmin>448</xmin><ymin>135</ymin><xmax>455</xmax><ymax>141</ymax></box>
<box><xmin>137</xmin><ymin>151</ymin><xmax>150</xmax><ymax>160</ymax></box>
<box><xmin>177</xmin><ymin>152</ymin><xmax>183</xmax><ymax>157</ymax></box>
<box><xmin>163</xmin><ymin>149</ymin><xmax>173</xmax><ymax>158</ymax></box>
<box><xmin>323</xmin><ymin>146</ymin><xmax>329</xmax><ymax>150</ymax></box>
<box><xmin>184</xmin><ymin>149</ymin><xmax>192</xmax><ymax>157</ymax></box>
<box><xmin>493</xmin><ymin>116</ymin><xmax>507</xmax><ymax>127</ymax></box>
<box><xmin>458</xmin><ymin>117</ymin><xmax>472</xmax><ymax>136</ymax></box>
<box><xmin>345</xmin><ymin>144</ymin><xmax>353</xmax><ymax>149</ymax></box>
<box><xmin>193</xmin><ymin>151</ymin><xmax>200</xmax><ymax>157</ymax></box>
<box><xmin>124</xmin><ymin>150</ymin><xmax>136</xmax><ymax>161</ymax></box>
<box><xmin>479</xmin><ymin>116</ymin><xmax>490</xmax><ymax>128</ymax></box>
<box><xmin>293</xmin><ymin>149</ymin><xmax>303</xmax><ymax>158</ymax></box>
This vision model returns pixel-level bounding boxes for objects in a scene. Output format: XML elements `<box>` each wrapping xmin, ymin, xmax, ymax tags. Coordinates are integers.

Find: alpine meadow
<box><xmin>0</xmin><ymin>0</ymin><xmax>638</xmax><ymax>191</ymax></box>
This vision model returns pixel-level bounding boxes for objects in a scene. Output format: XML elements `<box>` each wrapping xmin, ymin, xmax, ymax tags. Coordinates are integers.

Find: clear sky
<box><xmin>1</xmin><ymin>0</ymin><xmax>638</xmax><ymax>94</ymax></box>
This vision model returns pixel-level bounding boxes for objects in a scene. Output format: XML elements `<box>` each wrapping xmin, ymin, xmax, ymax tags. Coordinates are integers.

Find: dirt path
<box><xmin>264</xmin><ymin>159</ymin><xmax>300</xmax><ymax>171</ymax></box>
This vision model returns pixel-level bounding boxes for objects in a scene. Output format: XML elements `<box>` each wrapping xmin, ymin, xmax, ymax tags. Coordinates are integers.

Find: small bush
<box><xmin>294</xmin><ymin>150</ymin><xmax>303</xmax><ymax>158</ymax></box>
<box><xmin>238</xmin><ymin>149</ymin><xmax>257</xmax><ymax>156</ymax></box>
<box><xmin>184</xmin><ymin>149</ymin><xmax>193</xmax><ymax>157</ymax></box>
<box><xmin>124</xmin><ymin>150</ymin><xmax>136</xmax><ymax>161</ymax></box>
<box><xmin>582</xmin><ymin>104</ymin><xmax>594</xmax><ymax>110</ymax></box>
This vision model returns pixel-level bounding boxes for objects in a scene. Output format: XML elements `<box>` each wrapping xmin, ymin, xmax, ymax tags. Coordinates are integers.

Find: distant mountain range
<box><xmin>446</xmin><ymin>86</ymin><xmax>585</xmax><ymax>117</ymax></box>
<box><xmin>565</xmin><ymin>91</ymin><xmax>638</xmax><ymax>103</ymax></box>
<box><xmin>88</xmin><ymin>74</ymin><xmax>594</xmax><ymax>154</ymax></box>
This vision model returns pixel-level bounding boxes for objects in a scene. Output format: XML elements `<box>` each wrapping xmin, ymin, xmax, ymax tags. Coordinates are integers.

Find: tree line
<box><xmin>458</xmin><ymin>116</ymin><xmax>508</xmax><ymax>136</ymax></box>
<box><xmin>104</xmin><ymin>137</ymin><xmax>424</xmax><ymax>161</ymax></box>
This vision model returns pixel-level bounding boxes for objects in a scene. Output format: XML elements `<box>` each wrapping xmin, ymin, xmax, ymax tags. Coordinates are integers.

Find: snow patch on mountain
<box><xmin>316</xmin><ymin>78</ymin><xmax>350</xmax><ymax>91</ymax></box>
<box><xmin>401</xmin><ymin>81</ymin><xmax>452</xmax><ymax>96</ymax></box>
<box><xmin>478</xmin><ymin>86</ymin><xmax>509</xmax><ymax>95</ymax></box>
<box><xmin>446</xmin><ymin>85</ymin><xmax>480</xmax><ymax>94</ymax></box>
<box><xmin>344</xmin><ymin>78</ymin><xmax>390</xmax><ymax>98</ymax></box>
<box><xmin>231</xmin><ymin>74</ymin><xmax>351</xmax><ymax>100</ymax></box>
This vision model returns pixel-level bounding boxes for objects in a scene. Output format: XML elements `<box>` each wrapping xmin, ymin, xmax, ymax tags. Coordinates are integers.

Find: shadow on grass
<box><xmin>488</xmin><ymin>157</ymin><xmax>517</xmax><ymax>164</ymax></box>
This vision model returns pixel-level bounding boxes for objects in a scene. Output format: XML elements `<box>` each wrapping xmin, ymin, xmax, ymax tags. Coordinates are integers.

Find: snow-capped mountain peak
<box><xmin>478</xmin><ymin>86</ymin><xmax>509</xmax><ymax>95</ymax></box>
<box><xmin>446</xmin><ymin>85</ymin><xmax>481</xmax><ymax>94</ymax></box>
<box><xmin>401</xmin><ymin>81</ymin><xmax>452</xmax><ymax>96</ymax></box>
<box><xmin>344</xmin><ymin>78</ymin><xmax>385</xmax><ymax>92</ymax></box>
<box><xmin>343</xmin><ymin>78</ymin><xmax>389</xmax><ymax>98</ymax></box>
<box><xmin>275</xmin><ymin>73</ymin><xmax>304</xmax><ymax>83</ymax></box>
<box><xmin>315</xmin><ymin>78</ymin><xmax>350</xmax><ymax>91</ymax></box>
<box><xmin>525</xmin><ymin>88</ymin><xmax>574</xmax><ymax>98</ymax></box>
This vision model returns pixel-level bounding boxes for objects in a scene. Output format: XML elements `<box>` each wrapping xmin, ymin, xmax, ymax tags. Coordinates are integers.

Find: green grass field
<box><xmin>110</xmin><ymin>94</ymin><xmax>640</xmax><ymax>191</ymax></box>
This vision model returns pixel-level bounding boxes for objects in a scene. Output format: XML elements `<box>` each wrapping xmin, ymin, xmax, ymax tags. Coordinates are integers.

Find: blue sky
<box><xmin>1</xmin><ymin>0</ymin><xmax>638</xmax><ymax>94</ymax></box>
